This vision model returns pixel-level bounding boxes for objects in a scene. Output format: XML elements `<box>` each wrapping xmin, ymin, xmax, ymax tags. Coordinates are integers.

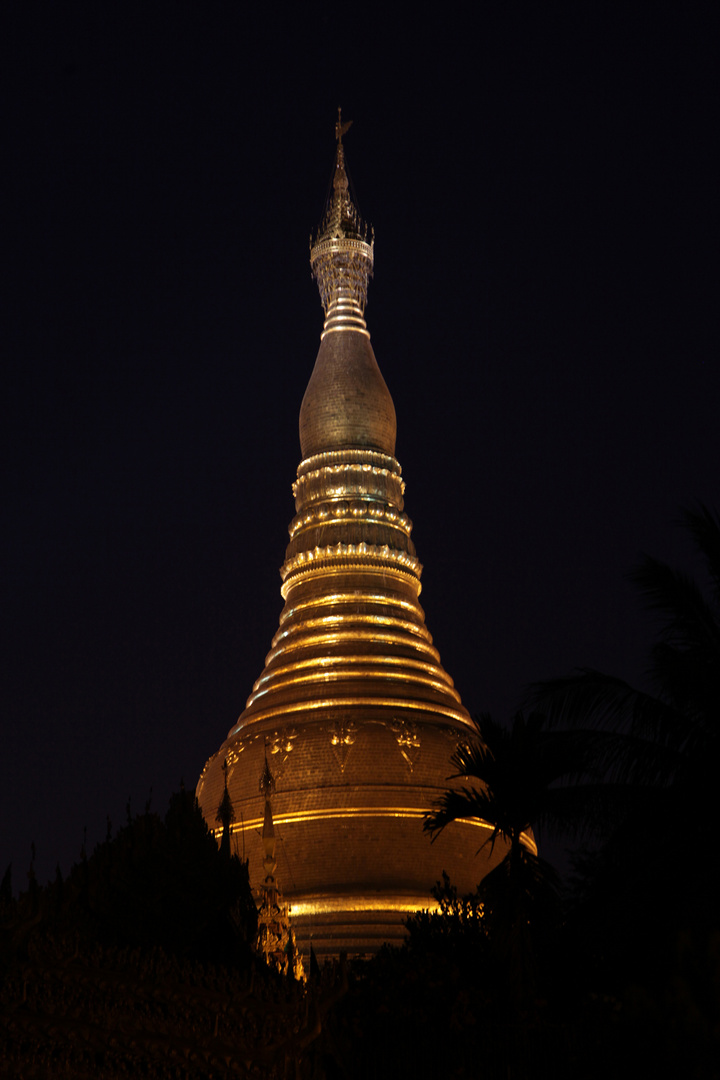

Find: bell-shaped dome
<box><xmin>299</xmin><ymin>328</ymin><xmax>396</xmax><ymax>457</ymax></box>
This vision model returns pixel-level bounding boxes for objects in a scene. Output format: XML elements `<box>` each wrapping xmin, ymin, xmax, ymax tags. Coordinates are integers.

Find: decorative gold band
<box><xmin>215</xmin><ymin>808</ymin><xmax>538</xmax><ymax>856</ymax></box>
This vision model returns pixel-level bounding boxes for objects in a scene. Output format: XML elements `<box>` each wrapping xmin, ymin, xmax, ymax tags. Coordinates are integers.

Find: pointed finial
<box><xmin>332</xmin><ymin>108</ymin><xmax>351</xmax><ymax>193</ymax></box>
<box><xmin>216</xmin><ymin>757</ymin><xmax>235</xmax><ymax>830</ymax></box>
<box><xmin>311</xmin><ymin>114</ymin><xmax>374</xmax><ymax>320</ymax></box>
<box><xmin>260</xmin><ymin>752</ymin><xmax>276</xmax><ymax>799</ymax></box>
<box><xmin>335</xmin><ymin>107</ymin><xmax>352</xmax><ymax>144</ymax></box>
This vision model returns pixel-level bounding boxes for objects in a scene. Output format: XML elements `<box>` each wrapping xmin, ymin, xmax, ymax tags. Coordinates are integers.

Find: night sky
<box><xmin>3</xmin><ymin>4</ymin><xmax>717</xmax><ymax>890</ymax></box>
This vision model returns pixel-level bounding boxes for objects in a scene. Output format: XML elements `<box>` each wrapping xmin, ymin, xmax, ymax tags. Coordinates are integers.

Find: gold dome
<box><xmin>299</xmin><ymin>329</ymin><xmax>396</xmax><ymax>458</ymax></box>
<box><xmin>196</xmin><ymin>117</ymin><xmax>531</xmax><ymax>957</ymax></box>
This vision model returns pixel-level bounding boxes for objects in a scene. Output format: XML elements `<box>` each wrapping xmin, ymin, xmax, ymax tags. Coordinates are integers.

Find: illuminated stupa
<box><xmin>197</xmin><ymin>116</ymin><xmax>530</xmax><ymax>957</ymax></box>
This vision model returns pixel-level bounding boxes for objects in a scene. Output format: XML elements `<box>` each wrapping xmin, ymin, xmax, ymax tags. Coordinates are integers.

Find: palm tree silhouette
<box><xmin>531</xmin><ymin>504</ymin><xmax>720</xmax><ymax>805</ymax></box>
<box><xmin>424</xmin><ymin>506</ymin><xmax>720</xmax><ymax>1002</ymax></box>
<box><xmin>424</xmin><ymin>711</ymin><xmax>608</xmax><ymax>1005</ymax></box>
<box><xmin>528</xmin><ymin>504</ymin><xmax>720</xmax><ymax>985</ymax></box>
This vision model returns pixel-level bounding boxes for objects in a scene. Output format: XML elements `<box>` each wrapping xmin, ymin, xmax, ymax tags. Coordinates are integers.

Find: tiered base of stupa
<box><xmin>197</xmin><ymin>716</ymin><xmax>521</xmax><ymax>958</ymax></box>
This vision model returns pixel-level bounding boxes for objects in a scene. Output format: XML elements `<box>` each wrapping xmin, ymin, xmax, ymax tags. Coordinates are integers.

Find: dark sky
<box><xmin>3</xmin><ymin>4</ymin><xmax>718</xmax><ymax>889</ymax></box>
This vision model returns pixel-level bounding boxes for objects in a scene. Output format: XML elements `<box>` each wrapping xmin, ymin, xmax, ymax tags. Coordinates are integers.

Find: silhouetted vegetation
<box><xmin>0</xmin><ymin>790</ymin><xmax>324</xmax><ymax>1077</ymax></box>
<box><xmin>530</xmin><ymin>505</ymin><xmax>720</xmax><ymax>1013</ymax></box>
<box><xmin>62</xmin><ymin>786</ymin><xmax>259</xmax><ymax>965</ymax></box>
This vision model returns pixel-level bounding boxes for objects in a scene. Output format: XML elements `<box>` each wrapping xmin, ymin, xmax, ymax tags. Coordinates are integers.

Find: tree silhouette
<box><xmin>423</xmin><ymin>711</ymin><xmax>606</xmax><ymax>1006</ymax></box>
<box><xmin>42</xmin><ymin>787</ymin><xmax>258</xmax><ymax>966</ymax></box>
<box><xmin>531</xmin><ymin>505</ymin><xmax>719</xmax><ymax>788</ymax></box>
<box><xmin>530</xmin><ymin>504</ymin><xmax>720</xmax><ymax>998</ymax></box>
<box><xmin>531</xmin><ymin>505</ymin><xmax>719</xmax><ymax>846</ymax></box>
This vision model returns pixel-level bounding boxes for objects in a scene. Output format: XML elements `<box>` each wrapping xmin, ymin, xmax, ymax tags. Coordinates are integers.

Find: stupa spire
<box><xmin>259</xmin><ymin>755</ymin><xmax>276</xmax><ymax>873</ymax></box>
<box><xmin>196</xmin><ymin>119</ymin><xmax>526</xmax><ymax>960</ymax></box>
<box><xmin>310</xmin><ymin>109</ymin><xmax>374</xmax><ymax>335</ymax></box>
<box><xmin>301</xmin><ymin>116</ymin><xmax>394</xmax><ymax>458</ymax></box>
<box><xmin>215</xmin><ymin>757</ymin><xmax>235</xmax><ymax>858</ymax></box>
<box><xmin>254</xmin><ymin>757</ymin><xmax>304</xmax><ymax>980</ymax></box>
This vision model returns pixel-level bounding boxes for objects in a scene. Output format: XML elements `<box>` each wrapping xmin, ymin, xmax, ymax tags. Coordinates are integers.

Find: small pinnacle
<box><xmin>260</xmin><ymin>755</ymin><xmax>276</xmax><ymax>798</ymax></box>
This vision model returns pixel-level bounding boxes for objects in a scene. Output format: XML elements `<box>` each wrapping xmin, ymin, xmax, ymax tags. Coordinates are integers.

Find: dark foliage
<box><xmin>525</xmin><ymin>505</ymin><xmax>720</xmax><ymax>1071</ymax></box>
<box><xmin>0</xmin><ymin>792</ymin><xmax>331</xmax><ymax>1077</ymax></box>
<box><xmin>531</xmin><ymin>505</ymin><xmax>720</xmax><ymax>793</ymax></box>
<box><xmin>425</xmin><ymin>710</ymin><xmax>620</xmax><ymax>852</ymax></box>
<box><xmin>55</xmin><ymin>787</ymin><xmax>259</xmax><ymax>966</ymax></box>
<box><xmin>423</xmin><ymin>711</ymin><xmax>590</xmax><ymax>1007</ymax></box>
<box><xmin>530</xmin><ymin>507</ymin><xmax>720</xmax><ymax>966</ymax></box>
<box><xmin>1</xmin><ymin>790</ymin><xmax>258</xmax><ymax>980</ymax></box>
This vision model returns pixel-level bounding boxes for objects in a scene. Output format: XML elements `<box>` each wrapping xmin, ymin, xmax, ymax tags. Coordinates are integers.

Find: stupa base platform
<box><xmin>286</xmin><ymin>890</ymin><xmax>435</xmax><ymax>960</ymax></box>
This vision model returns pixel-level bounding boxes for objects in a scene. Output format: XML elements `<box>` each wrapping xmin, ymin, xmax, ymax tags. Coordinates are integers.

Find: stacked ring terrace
<box><xmin>197</xmin><ymin>116</ymin><xmax>535</xmax><ymax>957</ymax></box>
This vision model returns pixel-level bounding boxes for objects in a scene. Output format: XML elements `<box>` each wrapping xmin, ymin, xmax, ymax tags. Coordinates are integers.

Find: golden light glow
<box><xmin>293</xmin><ymin>465</ymin><xmax>404</xmax><ymax>507</ymax></box>
<box><xmin>246</xmin><ymin>666</ymin><xmax>460</xmax><ymax>705</ymax></box>
<box><xmin>321</xmin><ymin>324</ymin><xmax>370</xmax><ymax>338</ymax></box>
<box><xmin>229</xmin><ymin>694</ymin><xmax>471</xmax><ymax>731</ymax></box>
<box><xmin>288</xmin><ymin>895</ymin><xmax>443</xmax><ymax>917</ymax></box>
<box><xmin>263</xmin><ymin>628</ymin><xmax>441</xmax><ymax>665</ymax></box>
<box><xmin>297</xmin><ymin>448</ymin><xmax>400</xmax><ymax>476</ymax></box>
<box><xmin>271</xmin><ymin>611</ymin><xmax>433</xmax><ymax>640</ymax></box>
<box><xmin>295</xmin><ymin>463</ymin><xmax>398</xmax><ymax>485</ymax></box>
<box><xmin>289</xmin><ymin>516</ymin><xmax>411</xmax><ymax>543</ymax></box>
<box><xmin>250</xmin><ymin>652</ymin><xmax>457</xmax><ymax>692</ymax></box>
<box><xmin>281</xmin><ymin>562</ymin><xmax>422</xmax><ymax>599</ymax></box>
<box><xmin>223</xmin><ymin>806</ymin><xmax>494</xmax><ymax>833</ymax></box>
<box><xmin>214</xmin><ymin>809</ymin><xmax>538</xmax><ymax>856</ymax></box>
<box><xmin>279</xmin><ymin>591</ymin><xmax>424</xmax><ymax>618</ymax></box>
<box><xmin>281</xmin><ymin>544</ymin><xmax>421</xmax><ymax>581</ymax></box>
<box><xmin>289</xmin><ymin>506</ymin><xmax>411</xmax><ymax>540</ymax></box>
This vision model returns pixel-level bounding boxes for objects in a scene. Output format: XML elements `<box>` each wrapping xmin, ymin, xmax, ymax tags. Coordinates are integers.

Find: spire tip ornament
<box><xmin>335</xmin><ymin>106</ymin><xmax>352</xmax><ymax>143</ymax></box>
<box><xmin>310</xmin><ymin>112</ymin><xmax>374</xmax><ymax>331</ymax></box>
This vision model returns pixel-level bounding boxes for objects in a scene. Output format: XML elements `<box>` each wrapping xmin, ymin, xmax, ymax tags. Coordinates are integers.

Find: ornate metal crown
<box><xmin>310</xmin><ymin>110</ymin><xmax>374</xmax><ymax>315</ymax></box>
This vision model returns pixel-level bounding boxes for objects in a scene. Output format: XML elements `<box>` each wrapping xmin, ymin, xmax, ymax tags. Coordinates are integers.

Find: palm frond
<box><xmin>648</xmin><ymin>640</ymin><xmax>720</xmax><ymax>734</ymax></box>
<box><xmin>526</xmin><ymin>508</ymin><xmax>720</xmax><ymax>821</ymax></box>
<box><xmin>480</xmin><ymin>847</ymin><xmax>561</xmax><ymax>901</ymax></box>
<box><xmin>528</xmin><ymin>669</ymin><xmax>681</xmax><ymax>737</ymax></box>
<box><xmin>424</xmin><ymin>785</ymin><xmax>508</xmax><ymax>852</ymax></box>
<box><xmin>427</xmin><ymin>712</ymin><xmax>635</xmax><ymax>851</ymax></box>
<box><xmin>538</xmin><ymin>779</ymin><xmax>661</xmax><ymax>841</ymax></box>
<box><xmin>525</xmin><ymin>672</ymin><xmax>705</xmax><ymax>790</ymax></box>
<box><xmin>630</xmin><ymin>555</ymin><xmax>720</xmax><ymax>657</ymax></box>
<box><xmin>679</xmin><ymin>503</ymin><xmax>720</xmax><ymax>605</ymax></box>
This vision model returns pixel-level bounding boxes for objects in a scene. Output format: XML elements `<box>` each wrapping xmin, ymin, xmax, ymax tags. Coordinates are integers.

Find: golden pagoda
<box><xmin>197</xmin><ymin>115</ymin><xmax>531</xmax><ymax>957</ymax></box>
